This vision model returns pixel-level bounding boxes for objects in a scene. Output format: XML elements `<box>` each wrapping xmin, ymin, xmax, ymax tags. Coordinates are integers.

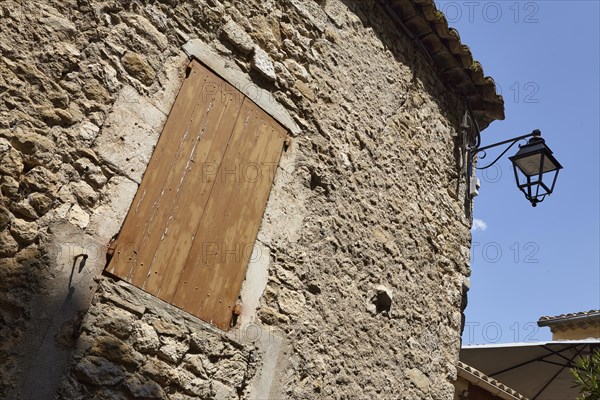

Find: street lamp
<box><xmin>509</xmin><ymin>132</ymin><xmax>563</xmax><ymax>207</ymax></box>
<box><xmin>463</xmin><ymin>109</ymin><xmax>563</xmax><ymax>207</ymax></box>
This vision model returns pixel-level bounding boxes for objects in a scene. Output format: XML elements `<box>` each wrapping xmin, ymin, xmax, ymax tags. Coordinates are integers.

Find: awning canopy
<box><xmin>461</xmin><ymin>340</ymin><xmax>600</xmax><ymax>400</ymax></box>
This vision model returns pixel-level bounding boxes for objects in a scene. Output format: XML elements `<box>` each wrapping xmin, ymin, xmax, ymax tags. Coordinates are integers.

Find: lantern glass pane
<box><xmin>514</xmin><ymin>153</ymin><xmax>544</xmax><ymax>176</ymax></box>
<box><xmin>540</xmin><ymin>155</ymin><xmax>560</xmax><ymax>173</ymax></box>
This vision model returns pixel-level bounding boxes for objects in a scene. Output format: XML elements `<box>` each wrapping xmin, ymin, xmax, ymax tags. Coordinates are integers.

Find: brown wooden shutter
<box><xmin>106</xmin><ymin>60</ymin><xmax>287</xmax><ymax>330</ymax></box>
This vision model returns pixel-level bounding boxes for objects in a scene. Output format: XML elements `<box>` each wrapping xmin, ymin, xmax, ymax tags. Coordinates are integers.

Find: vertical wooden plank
<box><xmin>129</xmin><ymin>66</ymin><xmax>217</xmax><ymax>289</ymax></box>
<box><xmin>204</xmin><ymin>120</ymin><xmax>285</xmax><ymax>328</ymax></box>
<box><xmin>130</xmin><ymin>64</ymin><xmax>230</xmax><ymax>289</ymax></box>
<box><xmin>107</xmin><ymin>61</ymin><xmax>206</xmax><ymax>279</ymax></box>
<box><xmin>143</xmin><ymin>78</ymin><xmax>243</xmax><ymax>298</ymax></box>
<box><xmin>172</xmin><ymin>99</ymin><xmax>286</xmax><ymax>329</ymax></box>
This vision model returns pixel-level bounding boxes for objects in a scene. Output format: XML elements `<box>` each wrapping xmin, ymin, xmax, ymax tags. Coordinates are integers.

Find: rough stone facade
<box><xmin>56</xmin><ymin>277</ymin><xmax>258</xmax><ymax>400</ymax></box>
<box><xmin>0</xmin><ymin>0</ymin><xmax>500</xmax><ymax>399</ymax></box>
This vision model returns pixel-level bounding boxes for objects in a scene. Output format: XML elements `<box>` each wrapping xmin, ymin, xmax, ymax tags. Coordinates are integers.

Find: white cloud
<box><xmin>472</xmin><ymin>219</ymin><xmax>487</xmax><ymax>232</ymax></box>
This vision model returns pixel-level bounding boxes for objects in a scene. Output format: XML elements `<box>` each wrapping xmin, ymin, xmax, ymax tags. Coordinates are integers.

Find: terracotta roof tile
<box><xmin>538</xmin><ymin>310</ymin><xmax>600</xmax><ymax>327</ymax></box>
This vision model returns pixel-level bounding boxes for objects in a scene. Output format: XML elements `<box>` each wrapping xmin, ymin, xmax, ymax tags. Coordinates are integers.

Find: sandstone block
<box><xmin>74</xmin><ymin>356</ymin><xmax>124</xmax><ymax>386</ymax></box>
<box><xmin>22</xmin><ymin>166</ymin><xmax>57</xmax><ymax>192</ymax></box>
<box><xmin>9</xmin><ymin>218</ymin><xmax>38</xmax><ymax>245</ymax></box>
<box><xmin>150</xmin><ymin>318</ymin><xmax>187</xmax><ymax>338</ymax></box>
<box><xmin>211</xmin><ymin>353</ymin><xmax>248</xmax><ymax>388</ymax></box>
<box><xmin>97</xmin><ymin>306</ymin><xmax>137</xmax><ymax>339</ymax></box>
<box><xmin>181</xmin><ymin>354</ymin><xmax>208</xmax><ymax>379</ymax></box>
<box><xmin>188</xmin><ymin>332</ymin><xmax>224</xmax><ymax>355</ymax></box>
<box><xmin>29</xmin><ymin>193</ymin><xmax>53</xmax><ymax>215</ymax></box>
<box><xmin>1</xmin><ymin>176</ymin><xmax>19</xmax><ymax>199</ymax></box>
<box><xmin>11</xmin><ymin>131</ymin><xmax>55</xmax><ymax>164</ymax></box>
<box><xmin>132</xmin><ymin>321</ymin><xmax>160</xmax><ymax>353</ymax></box>
<box><xmin>294</xmin><ymin>80</ymin><xmax>316</xmax><ymax>101</ymax></box>
<box><xmin>406</xmin><ymin>368</ymin><xmax>430</xmax><ymax>394</ymax></box>
<box><xmin>0</xmin><ymin>230</ymin><xmax>19</xmax><ymax>257</ymax></box>
<box><xmin>122</xmin><ymin>52</ymin><xmax>156</xmax><ymax>86</ymax></box>
<box><xmin>283</xmin><ymin>59</ymin><xmax>311</xmax><ymax>82</ymax></box>
<box><xmin>140</xmin><ymin>357</ymin><xmax>173</xmax><ymax>385</ymax></box>
<box><xmin>277</xmin><ymin>288</ymin><xmax>306</xmax><ymax>315</ymax></box>
<box><xmin>222</xmin><ymin>20</ymin><xmax>255</xmax><ymax>54</ymax></box>
<box><xmin>172</xmin><ymin>369</ymin><xmax>211</xmax><ymax>397</ymax></box>
<box><xmin>67</xmin><ymin>204</ymin><xmax>90</xmax><ymax>229</ymax></box>
<box><xmin>82</xmin><ymin>79</ymin><xmax>110</xmax><ymax>103</ymax></box>
<box><xmin>251</xmin><ymin>47</ymin><xmax>277</xmax><ymax>82</ymax></box>
<box><xmin>257</xmin><ymin>305</ymin><xmax>289</xmax><ymax>325</ymax></box>
<box><xmin>102</xmin><ymin>293</ymin><xmax>146</xmax><ymax>317</ymax></box>
<box><xmin>0</xmin><ymin>139</ymin><xmax>24</xmax><ymax>177</ymax></box>
<box><xmin>157</xmin><ymin>336</ymin><xmax>188</xmax><ymax>364</ymax></box>
<box><xmin>0</xmin><ymin>207</ymin><xmax>11</xmax><ymax>231</ymax></box>
<box><xmin>71</xmin><ymin>180</ymin><xmax>98</xmax><ymax>208</ymax></box>
<box><xmin>10</xmin><ymin>201</ymin><xmax>38</xmax><ymax>220</ymax></box>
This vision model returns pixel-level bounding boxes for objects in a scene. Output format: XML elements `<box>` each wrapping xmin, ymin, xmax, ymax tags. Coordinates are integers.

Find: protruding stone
<box><xmin>78</xmin><ymin>121</ymin><xmax>101</xmax><ymax>141</ymax></box>
<box><xmin>0</xmin><ymin>230</ymin><xmax>19</xmax><ymax>257</ymax></box>
<box><xmin>406</xmin><ymin>368</ymin><xmax>430</xmax><ymax>394</ymax></box>
<box><xmin>251</xmin><ymin>47</ymin><xmax>277</xmax><ymax>82</ymax></box>
<box><xmin>211</xmin><ymin>352</ymin><xmax>248</xmax><ymax>388</ymax></box>
<box><xmin>0</xmin><ymin>139</ymin><xmax>24</xmax><ymax>177</ymax></box>
<box><xmin>10</xmin><ymin>201</ymin><xmax>38</xmax><ymax>220</ymax></box>
<box><xmin>283</xmin><ymin>59</ymin><xmax>311</xmax><ymax>82</ymax></box>
<box><xmin>71</xmin><ymin>180</ymin><xmax>99</xmax><ymax>208</ymax></box>
<box><xmin>132</xmin><ymin>321</ymin><xmax>160</xmax><ymax>353</ymax></box>
<box><xmin>122</xmin><ymin>52</ymin><xmax>156</xmax><ymax>85</ymax></box>
<box><xmin>122</xmin><ymin>375</ymin><xmax>165</xmax><ymax>399</ymax></box>
<box><xmin>157</xmin><ymin>336</ymin><xmax>188</xmax><ymax>364</ymax></box>
<box><xmin>140</xmin><ymin>357</ymin><xmax>173</xmax><ymax>385</ymax></box>
<box><xmin>74</xmin><ymin>157</ymin><xmax>107</xmax><ymax>188</ymax></box>
<box><xmin>172</xmin><ymin>369</ymin><xmax>212</xmax><ymax>397</ymax></box>
<box><xmin>103</xmin><ymin>293</ymin><xmax>146</xmax><ymax>317</ymax></box>
<box><xmin>29</xmin><ymin>193</ymin><xmax>53</xmax><ymax>215</ymax></box>
<box><xmin>150</xmin><ymin>318</ymin><xmax>187</xmax><ymax>338</ymax></box>
<box><xmin>222</xmin><ymin>20</ymin><xmax>255</xmax><ymax>54</ymax></box>
<box><xmin>9</xmin><ymin>218</ymin><xmax>38</xmax><ymax>245</ymax></box>
<box><xmin>97</xmin><ymin>306</ymin><xmax>137</xmax><ymax>339</ymax></box>
<box><xmin>294</xmin><ymin>81</ymin><xmax>316</xmax><ymax>101</ymax></box>
<box><xmin>82</xmin><ymin>79</ymin><xmax>110</xmax><ymax>103</ymax></box>
<box><xmin>74</xmin><ymin>356</ymin><xmax>124</xmax><ymax>386</ymax></box>
<box><xmin>277</xmin><ymin>288</ymin><xmax>306</xmax><ymax>315</ymax></box>
<box><xmin>11</xmin><ymin>131</ymin><xmax>55</xmax><ymax>166</ymax></box>
<box><xmin>22</xmin><ymin>166</ymin><xmax>57</xmax><ymax>192</ymax></box>
<box><xmin>189</xmin><ymin>332</ymin><xmax>225</xmax><ymax>355</ymax></box>
<box><xmin>67</xmin><ymin>204</ymin><xmax>90</xmax><ymax>229</ymax></box>
<box><xmin>0</xmin><ymin>207</ymin><xmax>11</xmax><ymax>231</ymax></box>
<box><xmin>182</xmin><ymin>354</ymin><xmax>208</xmax><ymax>379</ymax></box>
<box><xmin>1</xmin><ymin>176</ymin><xmax>19</xmax><ymax>199</ymax></box>
<box><xmin>257</xmin><ymin>305</ymin><xmax>289</xmax><ymax>325</ymax></box>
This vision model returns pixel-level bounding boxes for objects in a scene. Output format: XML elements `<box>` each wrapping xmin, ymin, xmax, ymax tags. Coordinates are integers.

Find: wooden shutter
<box><xmin>106</xmin><ymin>60</ymin><xmax>287</xmax><ymax>330</ymax></box>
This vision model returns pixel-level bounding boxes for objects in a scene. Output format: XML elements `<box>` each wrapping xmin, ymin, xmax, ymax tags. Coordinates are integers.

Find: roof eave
<box><xmin>382</xmin><ymin>0</ymin><xmax>505</xmax><ymax>130</ymax></box>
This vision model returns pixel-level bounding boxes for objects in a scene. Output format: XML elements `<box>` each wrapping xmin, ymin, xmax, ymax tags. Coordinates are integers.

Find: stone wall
<box><xmin>0</xmin><ymin>0</ymin><xmax>475</xmax><ymax>399</ymax></box>
<box><xmin>56</xmin><ymin>277</ymin><xmax>257</xmax><ymax>400</ymax></box>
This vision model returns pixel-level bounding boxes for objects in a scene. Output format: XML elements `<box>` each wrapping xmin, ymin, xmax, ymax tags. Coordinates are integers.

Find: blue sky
<box><xmin>434</xmin><ymin>1</ymin><xmax>600</xmax><ymax>344</ymax></box>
